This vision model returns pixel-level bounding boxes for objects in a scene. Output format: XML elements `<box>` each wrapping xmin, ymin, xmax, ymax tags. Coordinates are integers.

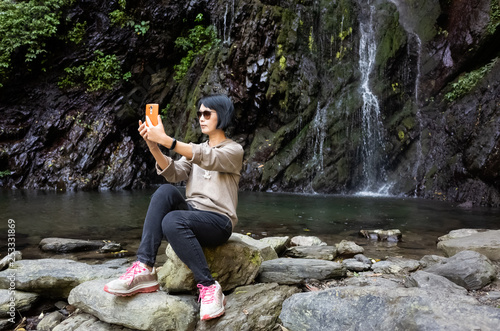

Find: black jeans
<box><xmin>136</xmin><ymin>184</ymin><xmax>232</xmax><ymax>286</ymax></box>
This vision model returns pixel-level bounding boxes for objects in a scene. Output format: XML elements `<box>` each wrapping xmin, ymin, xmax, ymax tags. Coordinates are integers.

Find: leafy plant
<box><xmin>59</xmin><ymin>50</ymin><xmax>131</xmax><ymax>92</ymax></box>
<box><xmin>109</xmin><ymin>0</ymin><xmax>149</xmax><ymax>35</ymax></box>
<box><xmin>0</xmin><ymin>170</ymin><xmax>11</xmax><ymax>178</ymax></box>
<box><xmin>0</xmin><ymin>0</ymin><xmax>72</xmax><ymax>87</ymax></box>
<box><xmin>445</xmin><ymin>57</ymin><xmax>498</xmax><ymax>102</ymax></box>
<box><xmin>66</xmin><ymin>21</ymin><xmax>87</xmax><ymax>44</ymax></box>
<box><xmin>173</xmin><ymin>13</ymin><xmax>219</xmax><ymax>82</ymax></box>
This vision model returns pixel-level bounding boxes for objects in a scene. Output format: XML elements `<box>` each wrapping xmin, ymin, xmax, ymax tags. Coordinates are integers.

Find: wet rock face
<box><xmin>0</xmin><ymin>0</ymin><xmax>499</xmax><ymax>205</ymax></box>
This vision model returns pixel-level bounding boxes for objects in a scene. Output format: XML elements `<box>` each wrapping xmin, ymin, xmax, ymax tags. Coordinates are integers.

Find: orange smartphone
<box><xmin>145</xmin><ymin>103</ymin><xmax>159</xmax><ymax>126</ymax></box>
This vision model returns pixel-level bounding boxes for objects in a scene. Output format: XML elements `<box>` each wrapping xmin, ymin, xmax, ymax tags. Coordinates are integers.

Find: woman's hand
<box><xmin>138</xmin><ymin>115</ymin><xmax>165</xmax><ymax>150</ymax></box>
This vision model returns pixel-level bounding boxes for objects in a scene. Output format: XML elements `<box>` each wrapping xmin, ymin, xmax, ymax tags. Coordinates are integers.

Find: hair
<box><xmin>197</xmin><ymin>94</ymin><xmax>234</xmax><ymax>130</ymax></box>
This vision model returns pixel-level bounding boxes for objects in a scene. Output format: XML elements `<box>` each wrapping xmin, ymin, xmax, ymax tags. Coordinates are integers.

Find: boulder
<box><xmin>280</xmin><ymin>286</ymin><xmax>500</xmax><ymax>331</ymax></box>
<box><xmin>437</xmin><ymin>229</ymin><xmax>500</xmax><ymax>261</ymax></box>
<box><xmin>39</xmin><ymin>238</ymin><xmax>106</xmax><ymax>253</ymax></box>
<box><xmin>195</xmin><ymin>283</ymin><xmax>300</xmax><ymax>331</ymax></box>
<box><xmin>284</xmin><ymin>246</ymin><xmax>336</xmax><ymax>260</ymax></box>
<box><xmin>259</xmin><ymin>236</ymin><xmax>290</xmax><ymax>255</ymax></box>
<box><xmin>424</xmin><ymin>250</ymin><xmax>497</xmax><ymax>290</ymax></box>
<box><xmin>342</xmin><ymin>259</ymin><xmax>371</xmax><ymax>272</ymax></box>
<box><xmin>53</xmin><ymin>312</ymin><xmax>136</xmax><ymax>331</ymax></box>
<box><xmin>68</xmin><ymin>279</ymin><xmax>198</xmax><ymax>331</ymax></box>
<box><xmin>258</xmin><ymin>258</ymin><xmax>346</xmax><ymax>284</ymax></box>
<box><xmin>0</xmin><ymin>259</ymin><xmax>129</xmax><ymax>298</ymax></box>
<box><xmin>405</xmin><ymin>270</ymin><xmax>468</xmax><ymax>296</ymax></box>
<box><xmin>0</xmin><ymin>289</ymin><xmax>39</xmax><ymax>318</ymax></box>
<box><xmin>37</xmin><ymin>311</ymin><xmax>64</xmax><ymax>331</ymax></box>
<box><xmin>231</xmin><ymin>233</ymin><xmax>278</xmax><ymax>261</ymax></box>
<box><xmin>290</xmin><ymin>236</ymin><xmax>327</xmax><ymax>246</ymax></box>
<box><xmin>0</xmin><ymin>251</ymin><xmax>21</xmax><ymax>271</ymax></box>
<box><xmin>371</xmin><ymin>257</ymin><xmax>421</xmax><ymax>275</ymax></box>
<box><xmin>158</xmin><ymin>234</ymin><xmax>264</xmax><ymax>292</ymax></box>
<box><xmin>336</xmin><ymin>240</ymin><xmax>364</xmax><ymax>257</ymax></box>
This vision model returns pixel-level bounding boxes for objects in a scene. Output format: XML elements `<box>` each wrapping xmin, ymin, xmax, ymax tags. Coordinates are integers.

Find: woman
<box><xmin>104</xmin><ymin>95</ymin><xmax>244</xmax><ymax>321</ymax></box>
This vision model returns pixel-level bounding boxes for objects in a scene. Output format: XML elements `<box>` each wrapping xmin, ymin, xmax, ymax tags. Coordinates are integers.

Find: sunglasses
<box><xmin>197</xmin><ymin>110</ymin><xmax>216</xmax><ymax>120</ymax></box>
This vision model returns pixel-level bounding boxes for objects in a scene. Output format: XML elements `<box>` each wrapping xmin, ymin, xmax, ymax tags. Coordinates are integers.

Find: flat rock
<box><xmin>290</xmin><ymin>236</ymin><xmax>327</xmax><ymax>246</ymax></box>
<box><xmin>68</xmin><ymin>278</ymin><xmax>198</xmax><ymax>331</ymax></box>
<box><xmin>405</xmin><ymin>270</ymin><xmax>468</xmax><ymax>296</ymax></box>
<box><xmin>284</xmin><ymin>246</ymin><xmax>336</xmax><ymax>260</ymax></box>
<box><xmin>195</xmin><ymin>283</ymin><xmax>300</xmax><ymax>331</ymax></box>
<box><xmin>258</xmin><ymin>258</ymin><xmax>346</xmax><ymax>284</ymax></box>
<box><xmin>53</xmin><ymin>312</ymin><xmax>136</xmax><ymax>331</ymax></box>
<box><xmin>280</xmin><ymin>286</ymin><xmax>500</xmax><ymax>331</ymax></box>
<box><xmin>39</xmin><ymin>238</ymin><xmax>105</xmax><ymax>253</ymax></box>
<box><xmin>437</xmin><ymin>229</ymin><xmax>500</xmax><ymax>261</ymax></box>
<box><xmin>0</xmin><ymin>258</ymin><xmax>129</xmax><ymax>298</ymax></box>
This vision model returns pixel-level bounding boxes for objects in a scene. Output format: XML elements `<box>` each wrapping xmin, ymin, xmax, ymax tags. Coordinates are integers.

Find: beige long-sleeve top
<box><xmin>156</xmin><ymin>139</ymin><xmax>244</xmax><ymax>229</ymax></box>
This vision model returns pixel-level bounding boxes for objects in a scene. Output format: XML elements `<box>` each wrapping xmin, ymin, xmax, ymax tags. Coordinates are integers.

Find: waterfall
<box><xmin>313</xmin><ymin>102</ymin><xmax>329</xmax><ymax>172</ymax></box>
<box><xmin>223</xmin><ymin>0</ymin><xmax>235</xmax><ymax>45</ymax></box>
<box><xmin>357</xmin><ymin>5</ymin><xmax>390</xmax><ymax>195</ymax></box>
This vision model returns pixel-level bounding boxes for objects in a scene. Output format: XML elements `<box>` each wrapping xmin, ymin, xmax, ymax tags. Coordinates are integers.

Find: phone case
<box><xmin>146</xmin><ymin>104</ymin><xmax>159</xmax><ymax>126</ymax></box>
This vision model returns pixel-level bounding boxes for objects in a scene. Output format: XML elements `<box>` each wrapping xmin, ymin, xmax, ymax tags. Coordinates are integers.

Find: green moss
<box><xmin>488</xmin><ymin>1</ymin><xmax>500</xmax><ymax>35</ymax></box>
<box><xmin>398</xmin><ymin>130</ymin><xmax>405</xmax><ymax>141</ymax></box>
<box><xmin>445</xmin><ymin>57</ymin><xmax>498</xmax><ymax>102</ymax></box>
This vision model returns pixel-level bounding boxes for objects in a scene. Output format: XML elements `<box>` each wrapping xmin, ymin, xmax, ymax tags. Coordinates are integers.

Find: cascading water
<box><xmin>357</xmin><ymin>5</ymin><xmax>390</xmax><ymax>195</ymax></box>
<box><xmin>312</xmin><ymin>101</ymin><xmax>329</xmax><ymax>173</ymax></box>
<box><xmin>223</xmin><ymin>0</ymin><xmax>235</xmax><ymax>45</ymax></box>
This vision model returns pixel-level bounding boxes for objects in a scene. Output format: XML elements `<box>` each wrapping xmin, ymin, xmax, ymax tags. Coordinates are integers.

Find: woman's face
<box><xmin>198</xmin><ymin>104</ymin><xmax>218</xmax><ymax>135</ymax></box>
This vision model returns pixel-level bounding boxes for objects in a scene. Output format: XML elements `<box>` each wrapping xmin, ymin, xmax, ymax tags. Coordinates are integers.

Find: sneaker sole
<box><xmin>104</xmin><ymin>283</ymin><xmax>160</xmax><ymax>296</ymax></box>
<box><xmin>201</xmin><ymin>296</ymin><xmax>226</xmax><ymax>321</ymax></box>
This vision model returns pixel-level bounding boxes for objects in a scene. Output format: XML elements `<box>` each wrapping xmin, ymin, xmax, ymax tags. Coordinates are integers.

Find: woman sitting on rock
<box><xmin>104</xmin><ymin>95</ymin><xmax>244</xmax><ymax>321</ymax></box>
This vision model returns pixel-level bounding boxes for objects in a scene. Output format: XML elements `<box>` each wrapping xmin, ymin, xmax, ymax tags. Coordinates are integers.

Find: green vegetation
<box><xmin>0</xmin><ymin>170</ymin><xmax>11</xmax><ymax>178</ymax></box>
<box><xmin>488</xmin><ymin>1</ymin><xmax>500</xmax><ymax>35</ymax></box>
<box><xmin>109</xmin><ymin>0</ymin><xmax>149</xmax><ymax>35</ymax></box>
<box><xmin>59</xmin><ymin>50</ymin><xmax>131</xmax><ymax>92</ymax></box>
<box><xmin>173</xmin><ymin>14</ymin><xmax>219</xmax><ymax>82</ymax></box>
<box><xmin>445</xmin><ymin>58</ymin><xmax>498</xmax><ymax>102</ymax></box>
<box><xmin>0</xmin><ymin>0</ymin><xmax>72</xmax><ymax>87</ymax></box>
<box><xmin>66</xmin><ymin>21</ymin><xmax>87</xmax><ymax>44</ymax></box>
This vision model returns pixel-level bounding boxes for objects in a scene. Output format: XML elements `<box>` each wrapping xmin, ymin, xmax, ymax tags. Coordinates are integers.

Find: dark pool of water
<box><xmin>1</xmin><ymin>188</ymin><xmax>499</xmax><ymax>261</ymax></box>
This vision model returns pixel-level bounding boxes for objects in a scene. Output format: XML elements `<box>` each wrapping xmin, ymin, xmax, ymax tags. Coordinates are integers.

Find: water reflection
<box><xmin>1</xmin><ymin>189</ymin><xmax>499</xmax><ymax>260</ymax></box>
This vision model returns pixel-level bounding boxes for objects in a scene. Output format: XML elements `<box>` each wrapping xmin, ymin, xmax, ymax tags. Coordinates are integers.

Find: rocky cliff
<box><xmin>0</xmin><ymin>0</ymin><xmax>499</xmax><ymax>206</ymax></box>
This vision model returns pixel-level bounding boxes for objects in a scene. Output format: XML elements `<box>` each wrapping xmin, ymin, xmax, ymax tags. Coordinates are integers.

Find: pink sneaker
<box><xmin>197</xmin><ymin>281</ymin><xmax>226</xmax><ymax>320</ymax></box>
<box><xmin>104</xmin><ymin>261</ymin><xmax>159</xmax><ymax>296</ymax></box>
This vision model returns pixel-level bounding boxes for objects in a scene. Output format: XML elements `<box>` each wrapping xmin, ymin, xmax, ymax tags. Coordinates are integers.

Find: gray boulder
<box><xmin>258</xmin><ymin>258</ymin><xmax>346</xmax><ymax>284</ymax></box>
<box><xmin>0</xmin><ymin>258</ymin><xmax>128</xmax><ymax>298</ymax></box>
<box><xmin>342</xmin><ymin>259</ymin><xmax>371</xmax><ymax>272</ymax></box>
<box><xmin>336</xmin><ymin>240</ymin><xmax>364</xmax><ymax>257</ymax></box>
<box><xmin>424</xmin><ymin>250</ymin><xmax>497</xmax><ymax>290</ymax></box>
<box><xmin>53</xmin><ymin>312</ymin><xmax>136</xmax><ymax>331</ymax></box>
<box><xmin>290</xmin><ymin>236</ymin><xmax>327</xmax><ymax>246</ymax></box>
<box><xmin>231</xmin><ymin>233</ymin><xmax>278</xmax><ymax>261</ymax></box>
<box><xmin>0</xmin><ymin>251</ymin><xmax>21</xmax><ymax>271</ymax></box>
<box><xmin>195</xmin><ymin>283</ymin><xmax>300</xmax><ymax>331</ymax></box>
<box><xmin>68</xmin><ymin>278</ymin><xmax>198</xmax><ymax>331</ymax></box>
<box><xmin>371</xmin><ymin>257</ymin><xmax>421</xmax><ymax>275</ymax></box>
<box><xmin>259</xmin><ymin>236</ymin><xmax>290</xmax><ymax>255</ymax></box>
<box><xmin>284</xmin><ymin>246</ymin><xmax>336</xmax><ymax>260</ymax></box>
<box><xmin>39</xmin><ymin>238</ymin><xmax>106</xmax><ymax>253</ymax></box>
<box><xmin>280</xmin><ymin>286</ymin><xmax>500</xmax><ymax>331</ymax></box>
<box><xmin>0</xmin><ymin>289</ymin><xmax>39</xmax><ymax>318</ymax></box>
<box><xmin>437</xmin><ymin>229</ymin><xmax>500</xmax><ymax>261</ymax></box>
<box><xmin>158</xmin><ymin>234</ymin><xmax>264</xmax><ymax>292</ymax></box>
<box><xmin>405</xmin><ymin>270</ymin><xmax>468</xmax><ymax>296</ymax></box>
<box><xmin>37</xmin><ymin>311</ymin><xmax>65</xmax><ymax>331</ymax></box>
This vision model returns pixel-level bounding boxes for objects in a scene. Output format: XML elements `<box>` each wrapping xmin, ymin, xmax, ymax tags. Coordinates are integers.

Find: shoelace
<box><xmin>119</xmin><ymin>261</ymin><xmax>145</xmax><ymax>281</ymax></box>
<box><xmin>197</xmin><ymin>284</ymin><xmax>216</xmax><ymax>304</ymax></box>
